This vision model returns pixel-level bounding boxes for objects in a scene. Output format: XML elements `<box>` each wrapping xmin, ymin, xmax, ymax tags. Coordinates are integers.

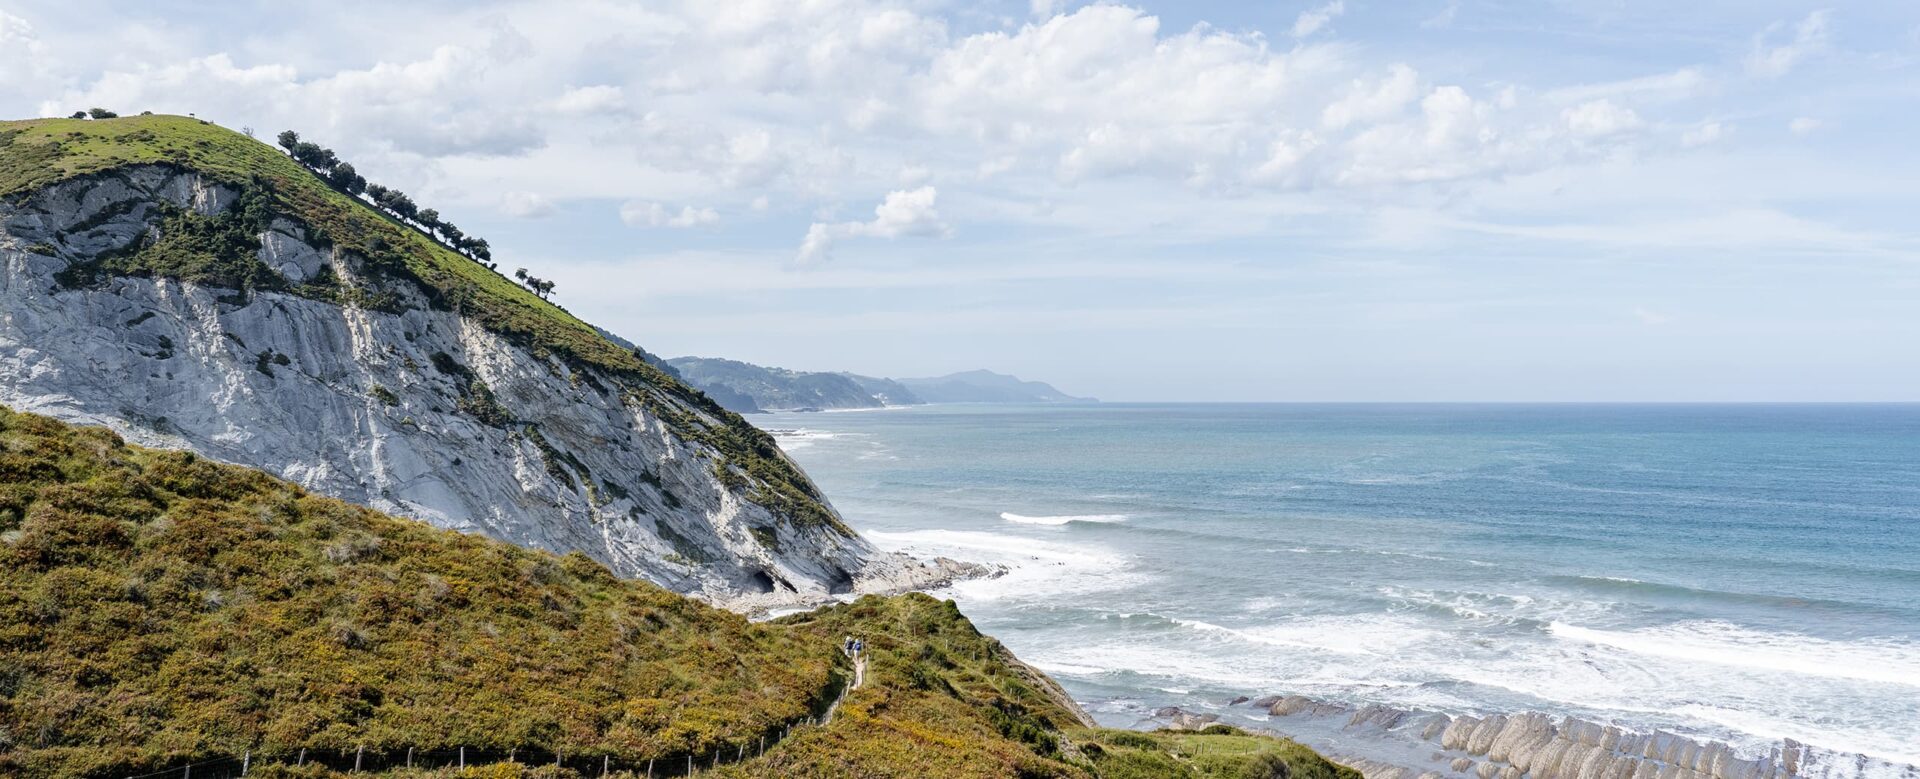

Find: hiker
<box><xmin>852</xmin><ymin>638</ymin><xmax>862</xmax><ymax>659</ymax></box>
<box><xmin>843</xmin><ymin>635</ymin><xmax>853</xmax><ymax>657</ymax></box>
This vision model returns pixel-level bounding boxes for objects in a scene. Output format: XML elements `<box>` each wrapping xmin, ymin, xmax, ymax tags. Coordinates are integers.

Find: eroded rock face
<box><xmin>1231</xmin><ymin>695</ymin><xmax>1915</xmax><ymax>779</ymax></box>
<box><xmin>0</xmin><ymin>166</ymin><xmax>936</xmax><ymax>609</ymax></box>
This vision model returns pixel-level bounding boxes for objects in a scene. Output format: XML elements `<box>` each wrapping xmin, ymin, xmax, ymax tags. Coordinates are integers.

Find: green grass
<box><xmin>0</xmin><ymin>114</ymin><xmax>841</xmax><ymax>533</ymax></box>
<box><xmin>0</xmin><ymin>405</ymin><xmax>840</xmax><ymax>779</ymax></box>
<box><xmin>1067</xmin><ymin>728</ymin><xmax>1364</xmax><ymax>779</ymax></box>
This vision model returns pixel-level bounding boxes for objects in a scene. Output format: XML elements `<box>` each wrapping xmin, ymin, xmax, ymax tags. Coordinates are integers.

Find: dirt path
<box><xmin>821</xmin><ymin>654</ymin><xmax>865</xmax><ymax>725</ymax></box>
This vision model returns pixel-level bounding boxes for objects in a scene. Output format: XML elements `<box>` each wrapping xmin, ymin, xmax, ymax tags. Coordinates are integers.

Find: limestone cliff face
<box><xmin>0</xmin><ymin>165</ymin><xmax>934</xmax><ymax>608</ymax></box>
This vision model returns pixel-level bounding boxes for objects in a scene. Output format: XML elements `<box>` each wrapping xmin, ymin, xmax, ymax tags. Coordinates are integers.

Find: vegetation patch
<box><xmin>0</xmin><ymin>406</ymin><xmax>832</xmax><ymax>779</ymax></box>
<box><xmin>53</xmin><ymin>187</ymin><xmax>282</xmax><ymax>296</ymax></box>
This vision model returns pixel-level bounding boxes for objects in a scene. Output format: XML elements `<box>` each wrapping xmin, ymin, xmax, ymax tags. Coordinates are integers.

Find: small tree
<box><xmin>87</xmin><ymin>108</ymin><xmax>117</xmax><ymax>119</ymax></box>
<box><xmin>328</xmin><ymin>162</ymin><xmax>367</xmax><ymax>196</ymax></box>
<box><xmin>277</xmin><ymin>130</ymin><xmax>299</xmax><ymax>152</ymax></box>
<box><xmin>69</xmin><ymin>111</ymin><xmax>87</xmax><ymax>119</ymax></box>
<box><xmin>514</xmin><ymin>268</ymin><xmax>528</xmax><ymax>281</ymax></box>
<box><xmin>290</xmin><ymin>142</ymin><xmax>339</xmax><ymax>171</ymax></box>
<box><xmin>418</xmin><ymin>209</ymin><xmax>440</xmax><ymax>230</ymax></box>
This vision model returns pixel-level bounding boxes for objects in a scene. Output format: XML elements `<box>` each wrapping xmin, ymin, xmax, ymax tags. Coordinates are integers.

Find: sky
<box><xmin>2</xmin><ymin>1</ymin><xmax>1916</xmax><ymax>402</ymax></box>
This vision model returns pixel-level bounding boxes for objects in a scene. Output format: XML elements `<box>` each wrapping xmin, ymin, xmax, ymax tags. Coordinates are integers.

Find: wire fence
<box><xmin>103</xmin><ymin>653</ymin><xmax>865</xmax><ymax>779</ymax></box>
<box><xmin>110</xmin><ymin>721</ymin><xmax>815</xmax><ymax>779</ymax></box>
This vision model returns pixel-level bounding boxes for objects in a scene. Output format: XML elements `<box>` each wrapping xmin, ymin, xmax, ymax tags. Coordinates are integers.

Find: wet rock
<box><xmin>1168</xmin><ymin>710</ymin><xmax>1221</xmax><ymax>731</ymax></box>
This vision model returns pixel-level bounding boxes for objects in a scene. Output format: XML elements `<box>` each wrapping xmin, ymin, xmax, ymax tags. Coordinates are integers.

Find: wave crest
<box><xmin>1000</xmin><ymin>512</ymin><xmax>1128</xmax><ymax>525</ymax></box>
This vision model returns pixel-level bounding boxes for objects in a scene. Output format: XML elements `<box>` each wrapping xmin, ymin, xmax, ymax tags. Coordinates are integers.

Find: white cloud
<box><xmin>7</xmin><ymin>1</ymin><xmax>1709</xmax><ymax>243</ymax></box>
<box><xmin>897</xmin><ymin>165</ymin><xmax>933</xmax><ymax>186</ymax></box>
<box><xmin>1563</xmin><ymin>99</ymin><xmax>1643</xmax><ymax>137</ymax></box>
<box><xmin>1680</xmin><ymin>122</ymin><xmax>1727</xmax><ymax>147</ymax></box>
<box><xmin>1030</xmin><ymin>0</ymin><xmax>1067</xmax><ymax>18</ymax></box>
<box><xmin>1747</xmin><ymin>10</ymin><xmax>1832</xmax><ymax>78</ymax></box>
<box><xmin>1323</xmin><ymin>64</ymin><xmax>1419</xmax><ymax>129</ymax></box>
<box><xmin>796</xmin><ymin>186</ymin><xmax>949</xmax><ymax>264</ymax></box>
<box><xmin>550</xmin><ymin>85</ymin><xmax>624</xmax><ymax>115</ymax></box>
<box><xmin>1292</xmin><ymin>1</ymin><xmax>1346</xmax><ymax>39</ymax></box>
<box><xmin>1548</xmin><ymin>68</ymin><xmax>1709</xmax><ymax>104</ymax></box>
<box><xmin>500</xmin><ymin>191</ymin><xmax>557</xmax><ymax>218</ymax></box>
<box><xmin>1789</xmin><ymin>116</ymin><xmax>1823</xmax><ymax>135</ymax></box>
<box><xmin>1421</xmin><ymin>2</ymin><xmax>1460</xmax><ymax>30</ymax></box>
<box><xmin>621</xmin><ymin>201</ymin><xmax>721</xmax><ymax>229</ymax></box>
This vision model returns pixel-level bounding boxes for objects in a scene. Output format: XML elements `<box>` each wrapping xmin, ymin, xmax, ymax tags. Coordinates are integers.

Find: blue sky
<box><xmin>3</xmin><ymin>1</ymin><xmax>1916</xmax><ymax>401</ymax></box>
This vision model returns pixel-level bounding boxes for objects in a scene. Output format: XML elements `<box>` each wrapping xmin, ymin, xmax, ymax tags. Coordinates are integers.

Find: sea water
<box><xmin>763</xmin><ymin>404</ymin><xmax>1920</xmax><ymax>769</ymax></box>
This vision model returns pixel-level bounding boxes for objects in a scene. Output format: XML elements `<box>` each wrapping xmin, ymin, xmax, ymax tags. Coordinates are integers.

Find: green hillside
<box><xmin>0</xmin><ymin>114</ymin><xmax>839</xmax><ymax>532</ymax></box>
<box><xmin>0</xmin><ymin>407</ymin><xmax>1358</xmax><ymax>778</ymax></box>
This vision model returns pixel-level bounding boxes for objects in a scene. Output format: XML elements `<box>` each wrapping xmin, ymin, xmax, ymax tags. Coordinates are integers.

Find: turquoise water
<box><xmin>763</xmin><ymin>404</ymin><xmax>1920</xmax><ymax>767</ymax></box>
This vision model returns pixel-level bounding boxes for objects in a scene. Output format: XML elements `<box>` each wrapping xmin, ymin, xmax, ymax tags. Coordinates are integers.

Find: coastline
<box><xmin>719</xmin><ymin>551</ymin><xmax>1006</xmax><ymax>618</ymax></box>
<box><xmin>1146</xmin><ymin>695</ymin><xmax>1920</xmax><ymax>779</ymax></box>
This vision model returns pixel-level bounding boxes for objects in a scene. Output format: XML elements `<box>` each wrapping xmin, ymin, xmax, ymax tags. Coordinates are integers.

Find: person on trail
<box><xmin>853</xmin><ymin>639</ymin><xmax>863</xmax><ymax>659</ymax></box>
<box><xmin>843</xmin><ymin>635</ymin><xmax>852</xmax><ymax>656</ymax></box>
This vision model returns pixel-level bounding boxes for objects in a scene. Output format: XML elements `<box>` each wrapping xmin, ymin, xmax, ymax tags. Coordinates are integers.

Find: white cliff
<box><xmin>0</xmin><ymin>165</ymin><xmax>963</xmax><ymax>610</ymax></box>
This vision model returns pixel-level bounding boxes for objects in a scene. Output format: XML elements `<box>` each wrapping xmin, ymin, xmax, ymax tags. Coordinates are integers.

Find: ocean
<box><xmin>762</xmin><ymin>403</ymin><xmax>1920</xmax><ymax>770</ymax></box>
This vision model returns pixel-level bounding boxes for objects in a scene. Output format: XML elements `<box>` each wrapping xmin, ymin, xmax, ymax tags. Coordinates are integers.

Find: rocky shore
<box><xmin>1147</xmin><ymin>695</ymin><xmax>1917</xmax><ymax>779</ymax></box>
<box><xmin>727</xmin><ymin>555</ymin><xmax>1006</xmax><ymax>617</ymax></box>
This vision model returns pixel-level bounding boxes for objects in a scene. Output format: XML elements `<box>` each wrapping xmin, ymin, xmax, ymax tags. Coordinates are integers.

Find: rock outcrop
<box><xmin>0</xmin><ymin>163</ymin><xmax>946</xmax><ymax>610</ymax></box>
<box><xmin>1229</xmin><ymin>695</ymin><xmax>1915</xmax><ymax>779</ymax></box>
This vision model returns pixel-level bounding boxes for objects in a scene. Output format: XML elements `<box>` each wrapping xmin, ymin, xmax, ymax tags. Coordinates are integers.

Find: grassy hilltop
<box><xmin>0</xmin><ymin>406</ymin><xmax>1360</xmax><ymax>778</ymax></box>
<box><xmin>0</xmin><ymin>113</ymin><xmax>838</xmax><ymax>532</ymax></box>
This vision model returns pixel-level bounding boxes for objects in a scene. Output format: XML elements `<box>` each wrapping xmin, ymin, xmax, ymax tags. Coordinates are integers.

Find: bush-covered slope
<box><xmin>0</xmin><ymin>407</ymin><xmax>1359</xmax><ymax>778</ymax></box>
<box><xmin>0</xmin><ymin>114</ymin><xmax>838</xmax><ymax>534</ymax></box>
<box><xmin>0</xmin><ymin>405</ymin><xmax>838</xmax><ymax>778</ymax></box>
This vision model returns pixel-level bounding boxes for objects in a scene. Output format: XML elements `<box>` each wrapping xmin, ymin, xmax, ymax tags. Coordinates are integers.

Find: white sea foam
<box><xmin>860</xmin><ymin>527</ymin><xmax>1150</xmax><ymax>601</ymax></box>
<box><xmin>1000</xmin><ymin>512</ymin><xmax>1129</xmax><ymax>525</ymax></box>
<box><xmin>769</xmin><ymin>428</ymin><xmax>846</xmax><ymax>450</ymax></box>
<box><xmin>1549</xmin><ymin>620</ymin><xmax>1920</xmax><ymax>687</ymax></box>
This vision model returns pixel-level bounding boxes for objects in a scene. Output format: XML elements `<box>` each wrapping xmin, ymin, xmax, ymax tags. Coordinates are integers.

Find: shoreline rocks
<box><xmin>1138</xmin><ymin>694</ymin><xmax>1918</xmax><ymax>779</ymax></box>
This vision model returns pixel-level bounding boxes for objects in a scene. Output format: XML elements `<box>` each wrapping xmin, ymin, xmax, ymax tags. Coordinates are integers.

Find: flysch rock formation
<box><xmin>0</xmin><ymin>165</ymin><xmax>975</xmax><ymax>612</ymax></box>
<box><xmin>1204</xmin><ymin>696</ymin><xmax>1917</xmax><ymax>779</ymax></box>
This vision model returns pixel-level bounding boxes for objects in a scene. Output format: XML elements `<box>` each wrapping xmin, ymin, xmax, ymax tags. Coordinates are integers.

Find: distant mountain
<box><xmin>667</xmin><ymin>357</ymin><xmax>886</xmax><ymax>412</ymax></box>
<box><xmin>840</xmin><ymin>373</ymin><xmax>924</xmax><ymax>406</ymax></box>
<box><xmin>666</xmin><ymin>358</ymin><xmax>1092</xmax><ymax>412</ymax></box>
<box><xmin>896</xmin><ymin>369</ymin><xmax>1096</xmax><ymax>404</ymax></box>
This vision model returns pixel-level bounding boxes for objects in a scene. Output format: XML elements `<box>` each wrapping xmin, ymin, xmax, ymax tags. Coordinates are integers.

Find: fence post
<box><xmin>459</xmin><ymin>746</ymin><xmax>465</xmax><ymax>769</ymax></box>
<box><xmin>242</xmin><ymin>750</ymin><xmax>250</xmax><ymax>777</ymax></box>
<box><xmin>687</xmin><ymin>755</ymin><xmax>692</xmax><ymax>774</ymax></box>
<box><xmin>297</xmin><ymin>748</ymin><xmax>306</xmax><ymax>766</ymax></box>
<box><xmin>354</xmin><ymin>745</ymin><xmax>363</xmax><ymax>773</ymax></box>
<box><xmin>406</xmin><ymin>747</ymin><xmax>413</xmax><ymax>768</ymax></box>
<box><xmin>183</xmin><ymin>764</ymin><xmax>190</xmax><ymax>779</ymax></box>
<box><xmin>604</xmin><ymin>755</ymin><xmax>612</xmax><ymax>778</ymax></box>
<box><xmin>645</xmin><ymin>757</ymin><xmax>652</xmax><ymax>778</ymax></box>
